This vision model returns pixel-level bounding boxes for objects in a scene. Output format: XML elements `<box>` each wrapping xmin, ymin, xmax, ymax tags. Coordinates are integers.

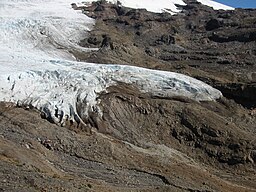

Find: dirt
<box><xmin>0</xmin><ymin>98</ymin><xmax>256</xmax><ymax>191</ymax></box>
<box><xmin>1</xmin><ymin>0</ymin><xmax>256</xmax><ymax>191</ymax></box>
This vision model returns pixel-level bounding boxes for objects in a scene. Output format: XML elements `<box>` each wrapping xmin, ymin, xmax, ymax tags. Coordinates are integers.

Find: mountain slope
<box><xmin>0</xmin><ymin>0</ymin><xmax>255</xmax><ymax>191</ymax></box>
<box><xmin>0</xmin><ymin>0</ymin><xmax>222</xmax><ymax>126</ymax></box>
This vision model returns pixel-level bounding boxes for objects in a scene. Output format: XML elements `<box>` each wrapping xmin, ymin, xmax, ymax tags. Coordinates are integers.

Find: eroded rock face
<box><xmin>216</xmin><ymin>83</ymin><xmax>256</xmax><ymax>108</ymax></box>
<box><xmin>205</xmin><ymin>18</ymin><xmax>223</xmax><ymax>31</ymax></box>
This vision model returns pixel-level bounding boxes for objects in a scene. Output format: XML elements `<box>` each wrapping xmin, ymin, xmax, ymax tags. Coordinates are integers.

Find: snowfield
<box><xmin>0</xmin><ymin>0</ymin><xmax>224</xmax><ymax>125</ymax></box>
<box><xmin>107</xmin><ymin>0</ymin><xmax>234</xmax><ymax>13</ymax></box>
<box><xmin>107</xmin><ymin>0</ymin><xmax>186</xmax><ymax>14</ymax></box>
<box><xmin>196</xmin><ymin>0</ymin><xmax>234</xmax><ymax>10</ymax></box>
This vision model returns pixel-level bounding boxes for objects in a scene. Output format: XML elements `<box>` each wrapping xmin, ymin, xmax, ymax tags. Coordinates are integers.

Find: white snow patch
<box><xmin>196</xmin><ymin>0</ymin><xmax>234</xmax><ymax>10</ymax></box>
<box><xmin>107</xmin><ymin>0</ymin><xmax>186</xmax><ymax>14</ymax></box>
<box><xmin>0</xmin><ymin>0</ymin><xmax>222</xmax><ymax>125</ymax></box>
<box><xmin>105</xmin><ymin>0</ymin><xmax>233</xmax><ymax>13</ymax></box>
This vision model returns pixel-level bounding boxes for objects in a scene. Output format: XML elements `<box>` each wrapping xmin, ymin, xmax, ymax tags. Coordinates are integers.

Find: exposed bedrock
<box><xmin>215</xmin><ymin>83</ymin><xmax>256</xmax><ymax>109</ymax></box>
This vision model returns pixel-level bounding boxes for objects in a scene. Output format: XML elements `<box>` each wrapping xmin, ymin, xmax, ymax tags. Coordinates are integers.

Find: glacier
<box><xmin>0</xmin><ymin>0</ymin><xmax>223</xmax><ymax>126</ymax></box>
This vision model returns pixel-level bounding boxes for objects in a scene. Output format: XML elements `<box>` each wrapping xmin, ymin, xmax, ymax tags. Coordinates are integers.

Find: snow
<box><xmin>196</xmin><ymin>0</ymin><xmax>234</xmax><ymax>10</ymax></box>
<box><xmin>0</xmin><ymin>0</ymin><xmax>222</xmax><ymax>125</ymax></box>
<box><xmin>106</xmin><ymin>0</ymin><xmax>233</xmax><ymax>13</ymax></box>
<box><xmin>107</xmin><ymin>0</ymin><xmax>186</xmax><ymax>14</ymax></box>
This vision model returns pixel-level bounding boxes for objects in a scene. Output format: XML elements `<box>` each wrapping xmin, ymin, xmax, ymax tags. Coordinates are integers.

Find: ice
<box><xmin>0</xmin><ymin>0</ymin><xmax>223</xmax><ymax>125</ymax></box>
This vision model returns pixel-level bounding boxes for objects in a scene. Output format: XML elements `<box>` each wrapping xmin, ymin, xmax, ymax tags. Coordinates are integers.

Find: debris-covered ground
<box><xmin>0</xmin><ymin>0</ymin><xmax>256</xmax><ymax>191</ymax></box>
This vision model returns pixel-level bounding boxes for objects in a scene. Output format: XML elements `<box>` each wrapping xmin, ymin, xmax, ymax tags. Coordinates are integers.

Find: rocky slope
<box><xmin>77</xmin><ymin>0</ymin><xmax>256</xmax><ymax>108</ymax></box>
<box><xmin>0</xmin><ymin>0</ymin><xmax>256</xmax><ymax>191</ymax></box>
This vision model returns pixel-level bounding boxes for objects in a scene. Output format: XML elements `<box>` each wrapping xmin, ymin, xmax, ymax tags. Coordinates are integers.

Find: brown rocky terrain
<box><xmin>1</xmin><ymin>0</ymin><xmax>256</xmax><ymax>191</ymax></box>
<box><xmin>76</xmin><ymin>0</ymin><xmax>256</xmax><ymax>108</ymax></box>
